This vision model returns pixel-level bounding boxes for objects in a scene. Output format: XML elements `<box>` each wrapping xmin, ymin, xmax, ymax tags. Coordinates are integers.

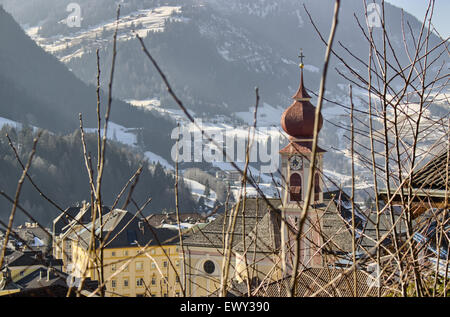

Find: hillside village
<box><xmin>0</xmin><ymin>0</ymin><xmax>448</xmax><ymax>300</ymax></box>
<box><xmin>1</xmin><ymin>63</ymin><xmax>447</xmax><ymax>297</ymax></box>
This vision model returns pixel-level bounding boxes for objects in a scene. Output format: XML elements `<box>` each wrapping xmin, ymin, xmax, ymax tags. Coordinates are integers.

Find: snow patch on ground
<box><xmin>281</xmin><ymin>59</ymin><xmax>318</xmax><ymax>73</ymax></box>
<box><xmin>304</xmin><ymin>64</ymin><xmax>319</xmax><ymax>73</ymax></box>
<box><xmin>144</xmin><ymin>151</ymin><xmax>174</xmax><ymax>170</ymax></box>
<box><xmin>0</xmin><ymin>117</ymin><xmax>22</xmax><ymax>129</ymax></box>
<box><xmin>127</xmin><ymin>98</ymin><xmax>195</xmax><ymax>122</ymax></box>
<box><xmin>0</xmin><ymin>116</ymin><xmax>39</xmax><ymax>132</ymax></box>
<box><xmin>126</xmin><ymin>98</ymin><xmax>161</xmax><ymax>108</ymax></box>
<box><xmin>25</xmin><ymin>6</ymin><xmax>184</xmax><ymax>63</ymax></box>
<box><xmin>235</xmin><ymin>102</ymin><xmax>284</xmax><ymax>126</ymax></box>
<box><xmin>161</xmin><ymin>223</ymin><xmax>195</xmax><ymax>230</ymax></box>
<box><xmin>183</xmin><ymin>178</ymin><xmax>217</xmax><ymax>207</ymax></box>
<box><xmin>85</xmin><ymin>122</ymin><xmax>137</xmax><ymax>147</ymax></box>
<box><xmin>323</xmin><ymin>169</ymin><xmax>353</xmax><ymax>185</ymax></box>
<box><xmin>211</xmin><ymin>161</ymin><xmax>276</xmax><ymax>183</ymax></box>
<box><xmin>230</xmin><ymin>183</ymin><xmax>280</xmax><ymax>201</ymax></box>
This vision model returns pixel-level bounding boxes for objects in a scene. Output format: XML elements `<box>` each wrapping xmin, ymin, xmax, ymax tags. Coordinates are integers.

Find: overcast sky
<box><xmin>386</xmin><ymin>0</ymin><xmax>449</xmax><ymax>38</ymax></box>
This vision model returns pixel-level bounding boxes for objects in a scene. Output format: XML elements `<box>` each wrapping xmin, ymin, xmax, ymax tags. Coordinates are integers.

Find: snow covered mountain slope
<box><xmin>1</xmin><ymin>0</ymin><xmax>447</xmax><ymax>202</ymax></box>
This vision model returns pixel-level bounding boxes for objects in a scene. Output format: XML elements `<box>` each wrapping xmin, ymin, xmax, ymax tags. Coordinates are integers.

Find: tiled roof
<box><xmin>233</xmin><ymin>210</ymin><xmax>282</xmax><ymax>253</ymax></box>
<box><xmin>319</xmin><ymin>191</ymin><xmax>367</xmax><ymax>254</ymax></box>
<box><xmin>74</xmin><ymin>209</ymin><xmax>179</xmax><ymax>250</ymax></box>
<box><xmin>146</xmin><ymin>212</ymin><xmax>207</xmax><ymax>227</ymax></box>
<box><xmin>54</xmin><ymin>205</ymin><xmax>110</xmax><ymax>237</ymax></box>
<box><xmin>255</xmin><ymin>268</ymin><xmax>385</xmax><ymax>297</ymax></box>
<box><xmin>53</xmin><ymin>206</ymin><xmax>83</xmax><ymax>236</ymax></box>
<box><xmin>3</xmin><ymin>285</ymin><xmax>78</xmax><ymax>297</ymax></box>
<box><xmin>279</xmin><ymin>141</ymin><xmax>326</xmax><ymax>155</ymax></box>
<box><xmin>2</xmin><ymin>250</ymin><xmax>42</xmax><ymax>268</ymax></box>
<box><xmin>182</xmin><ymin>198</ymin><xmax>282</xmax><ymax>249</ymax></box>
<box><xmin>14</xmin><ymin>267</ymin><xmax>66</xmax><ymax>289</ymax></box>
<box><xmin>410</xmin><ymin>149</ymin><xmax>449</xmax><ymax>190</ymax></box>
<box><xmin>183</xmin><ymin>191</ymin><xmax>375</xmax><ymax>256</ymax></box>
<box><xmin>281</xmin><ymin>68</ymin><xmax>323</xmax><ymax>139</ymax></box>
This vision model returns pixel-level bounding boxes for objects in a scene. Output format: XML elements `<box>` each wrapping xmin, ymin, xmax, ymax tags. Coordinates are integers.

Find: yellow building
<box><xmin>181</xmin><ymin>198</ymin><xmax>284</xmax><ymax>296</ymax></box>
<box><xmin>69</xmin><ymin>209</ymin><xmax>183</xmax><ymax>297</ymax></box>
<box><xmin>52</xmin><ymin>203</ymin><xmax>109</xmax><ymax>272</ymax></box>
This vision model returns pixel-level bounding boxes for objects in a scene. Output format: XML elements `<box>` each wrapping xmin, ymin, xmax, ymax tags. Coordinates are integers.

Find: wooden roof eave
<box><xmin>378</xmin><ymin>187</ymin><xmax>449</xmax><ymax>200</ymax></box>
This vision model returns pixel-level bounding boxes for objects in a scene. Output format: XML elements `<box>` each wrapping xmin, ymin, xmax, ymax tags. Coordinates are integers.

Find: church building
<box><xmin>181</xmin><ymin>52</ymin><xmax>376</xmax><ymax>297</ymax></box>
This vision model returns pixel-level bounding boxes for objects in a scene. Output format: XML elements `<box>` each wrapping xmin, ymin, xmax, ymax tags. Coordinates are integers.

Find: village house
<box><xmin>69</xmin><ymin>208</ymin><xmax>183</xmax><ymax>297</ymax></box>
<box><xmin>52</xmin><ymin>202</ymin><xmax>110</xmax><ymax>271</ymax></box>
<box><xmin>0</xmin><ymin>249</ymin><xmax>99</xmax><ymax>297</ymax></box>
<box><xmin>379</xmin><ymin>148</ymin><xmax>449</xmax><ymax>277</ymax></box>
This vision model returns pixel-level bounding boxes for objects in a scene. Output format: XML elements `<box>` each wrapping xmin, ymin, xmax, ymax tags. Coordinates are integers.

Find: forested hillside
<box><xmin>0</xmin><ymin>125</ymin><xmax>198</xmax><ymax>227</ymax></box>
<box><xmin>0</xmin><ymin>5</ymin><xmax>176</xmax><ymax>158</ymax></box>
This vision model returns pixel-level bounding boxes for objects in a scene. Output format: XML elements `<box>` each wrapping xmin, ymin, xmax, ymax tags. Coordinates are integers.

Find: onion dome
<box><xmin>281</xmin><ymin>58</ymin><xmax>323</xmax><ymax>139</ymax></box>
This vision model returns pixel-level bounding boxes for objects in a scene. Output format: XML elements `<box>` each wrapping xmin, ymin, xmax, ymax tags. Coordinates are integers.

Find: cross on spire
<box><xmin>298</xmin><ymin>49</ymin><xmax>305</xmax><ymax>68</ymax></box>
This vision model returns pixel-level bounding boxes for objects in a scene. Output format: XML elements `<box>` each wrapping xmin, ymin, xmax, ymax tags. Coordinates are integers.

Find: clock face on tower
<box><xmin>289</xmin><ymin>155</ymin><xmax>303</xmax><ymax>170</ymax></box>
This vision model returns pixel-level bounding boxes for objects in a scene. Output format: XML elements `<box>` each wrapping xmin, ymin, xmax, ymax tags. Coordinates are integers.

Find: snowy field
<box><xmin>0</xmin><ymin>117</ymin><xmax>22</xmax><ymax>129</ymax></box>
<box><xmin>26</xmin><ymin>6</ymin><xmax>186</xmax><ymax>63</ymax></box>
<box><xmin>0</xmin><ymin>116</ymin><xmax>39</xmax><ymax>132</ymax></box>
<box><xmin>85</xmin><ymin>122</ymin><xmax>137</xmax><ymax>147</ymax></box>
<box><xmin>183</xmin><ymin>178</ymin><xmax>217</xmax><ymax>208</ymax></box>
<box><xmin>127</xmin><ymin>98</ymin><xmax>192</xmax><ymax>121</ymax></box>
<box><xmin>144</xmin><ymin>151</ymin><xmax>174</xmax><ymax>170</ymax></box>
<box><xmin>235</xmin><ymin>102</ymin><xmax>285</xmax><ymax>127</ymax></box>
<box><xmin>230</xmin><ymin>182</ymin><xmax>281</xmax><ymax>201</ymax></box>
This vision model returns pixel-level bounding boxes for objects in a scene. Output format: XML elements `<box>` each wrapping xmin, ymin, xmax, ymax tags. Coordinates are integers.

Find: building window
<box><xmin>124</xmin><ymin>251</ymin><xmax>129</xmax><ymax>256</ymax></box>
<box><xmin>151</xmin><ymin>276</ymin><xmax>156</xmax><ymax>285</ymax></box>
<box><xmin>176</xmin><ymin>276</ymin><xmax>180</xmax><ymax>283</ymax></box>
<box><xmin>203</xmin><ymin>260</ymin><xmax>215</xmax><ymax>274</ymax></box>
<box><xmin>314</xmin><ymin>173</ymin><xmax>321</xmax><ymax>201</ymax></box>
<box><xmin>151</xmin><ymin>262</ymin><xmax>156</xmax><ymax>269</ymax></box>
<box><xmin>124</xmin><ymin>278</ymin><xmax>129</xmax><ymax>288</ymax></box>
<box><xmin>150</xmin><ymin>249</ymin><xmax>155</xmax><ymax>255</ymax></box>
<box><xmin>289</xmin><ymin>173</ymin><xmax>302</xmax><ymax>201</ymax></box>
<box><xmin>111</xmin><ymin>251</ymin><xmax>116</xmax><ymax>257</ymax></box>
<box><xmin>176</xmin><ymin>260</ymin><xmax>180</xmax><ymax>267</ymax></box>
<box><xmin>136</xmin><ymin>261</ymin><xmax>143</xmax><ymax>271</ymax></box>
<box><xmin>163</xmin><ymin>261</ymin><xmax>168</xmax><ymax>268</ymax></box>
<box><xmin>136</xmin><ymin>278</ymin><xmax>144</xmax><ymax>287</ymax></box>
<box><xmin>111</xmin><ymin>263</ymin><xmax>116</xmax><ymax>272</ymax></box>
<box><xmin>136</xmin><ymin>294</ymin><xmax>145</xmax><ymax>297</ymax></box>
<box><xmin>111</xmin><ymin>280</ymin><xmax>116</xmax><ymax>288</ymax></box>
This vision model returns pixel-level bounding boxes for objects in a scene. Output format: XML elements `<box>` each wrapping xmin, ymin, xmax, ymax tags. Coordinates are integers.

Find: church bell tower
<box><xmin>279</xmin><ymin>50</ymin><xmax>326</xmax><ymax>270</ymax></box>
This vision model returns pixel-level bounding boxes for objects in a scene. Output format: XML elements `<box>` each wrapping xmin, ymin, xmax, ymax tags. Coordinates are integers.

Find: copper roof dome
<box><xmin>281</xmin><ymin>68</ymin><xmax>323</xmax><ymax>139</ymax></box>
